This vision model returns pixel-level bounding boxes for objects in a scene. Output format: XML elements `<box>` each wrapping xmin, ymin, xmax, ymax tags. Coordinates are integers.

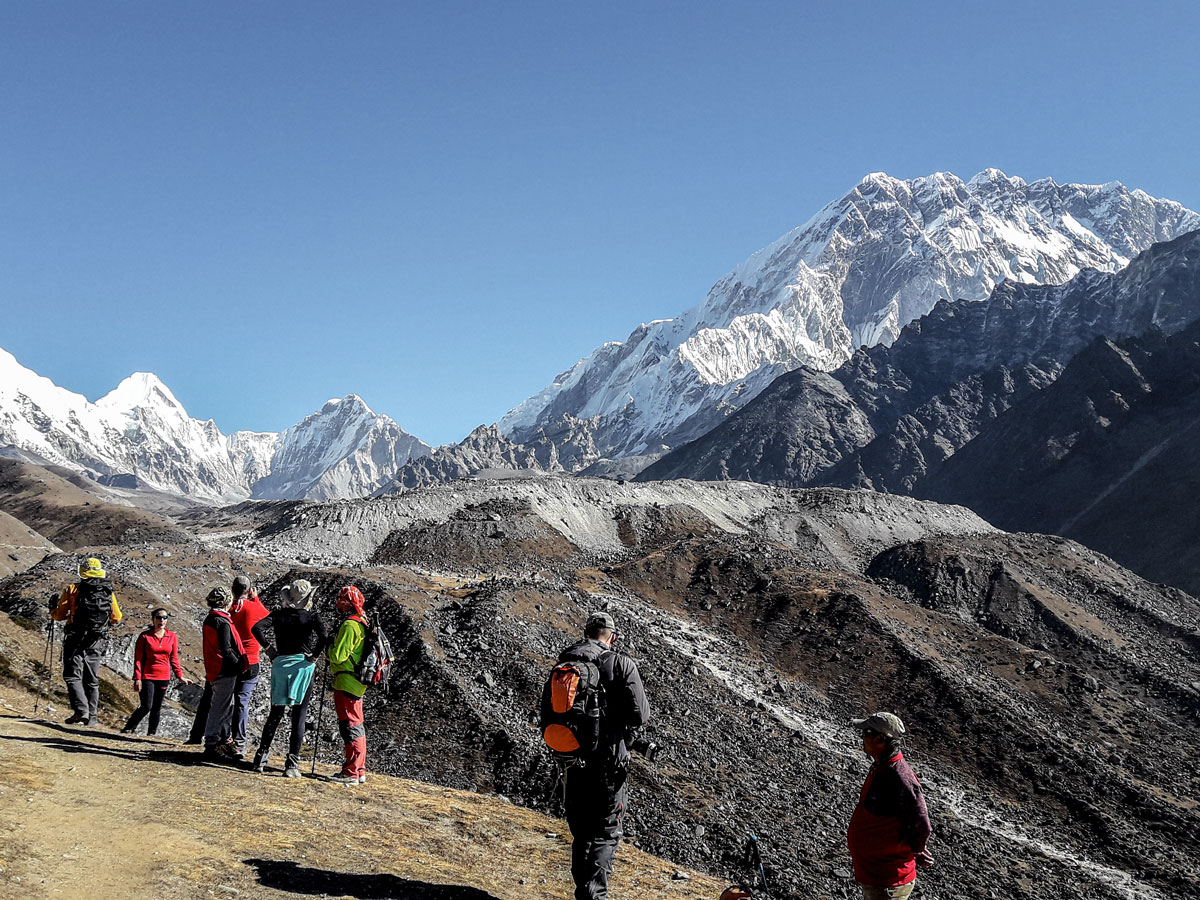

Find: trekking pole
<box><xmin>33</xmin><ymin>619</ymin><xmax>55</xmax><ymax>716</ymax></box>
<box><xmin>748</xmin><ymin>834</ymin><xmax>770</xmax><ymax>895</ymax></box>
<box><xmin>310</xmin><ymin>658</ymin><xmax>329</xmax><ymax>775</ymax></box>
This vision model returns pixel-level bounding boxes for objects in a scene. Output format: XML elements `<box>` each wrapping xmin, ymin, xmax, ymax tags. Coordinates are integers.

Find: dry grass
<box><xmin>0</xmin><ymin>709</ymin><xmax>725</xmax><ymax>900</ymax></box>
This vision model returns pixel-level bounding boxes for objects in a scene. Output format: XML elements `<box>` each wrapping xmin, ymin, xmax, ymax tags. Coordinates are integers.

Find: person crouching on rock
<box><xmin>847</xmin><ymin>712</ymin><xmax>933</xmax><ymax>900</ymax></box>
<box><xmin>326</xmin><ymin>585</ymin><xmax>368</xmax><ymax>784</ymax></box>
<box><xmin>250</xmin><ymin>579</ymin><xmax>327</xmax><ymax>778</ymax></box>
<box><xmin>229</xmin><ymin>575</ymin><xmax>269</xmax><ymax>758</ymax></box>
<box><xmin>201</xmin><ymin>586</ymin><xmax>247</xmax><ymax>762</ymax></box>
<box><xmin>121</xmin><ymin>607</ymin><xmax>192</xmax><ymax>735</ymax></box>
<box><xmin>51</xmin><ymin>557</ymin><xmax>122</xmax><ymax>726</ymax></box>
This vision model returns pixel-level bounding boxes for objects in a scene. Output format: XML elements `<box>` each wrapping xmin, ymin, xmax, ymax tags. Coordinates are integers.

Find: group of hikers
<box><xmin>46</xmin><ymin>556</ymin><xmax>934</xmax><ymax>900</ymax></box>
<box><xmin>50</xmin><ymin>559</ymin><xmax>370</xmax><ymax>783</ymax></box>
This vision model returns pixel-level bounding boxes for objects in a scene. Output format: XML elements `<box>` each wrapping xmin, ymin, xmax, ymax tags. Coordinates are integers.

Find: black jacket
<box><xmin>252</xmin><ymin>608</ymin><xmax>327</xmax><ymax>659</ymax></box>
<box><xmin>547</xmin><ymin>637</ymin><xmax>650</xmax><ymax>766</ymax></box>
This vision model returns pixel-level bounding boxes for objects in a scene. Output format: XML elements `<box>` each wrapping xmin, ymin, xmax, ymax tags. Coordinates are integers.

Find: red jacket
<box><xmin>133</xmin><ymin>629</ymin><xmax>184</xmax><ymax>681</ymax></box>
<box><xmin>202</xmin><ymin>609</ymin><xmax>245</xmax><ymax>682</ymax></box>
<box><xmin>230</xmin><ymin>595</ymin><xmax>269</xmax><ymax>665</ymax></box>
<box><xmin>847</xmin><ymin>752</ymin><xmax>931</xmax><ymax>887</ymax></box>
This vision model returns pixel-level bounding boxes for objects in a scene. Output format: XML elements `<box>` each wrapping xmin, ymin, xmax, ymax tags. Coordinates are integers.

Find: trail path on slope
<box><xmin>0</xmin><ymin>711</ymin><xmax>722</xmax><ymax>900</ymax></box>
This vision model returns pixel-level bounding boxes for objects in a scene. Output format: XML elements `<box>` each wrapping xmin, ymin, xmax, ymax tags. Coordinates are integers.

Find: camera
<box><xmin>629</xmin><ymin>737</ymin><xmax>661</xmax><ymax>762</ymax></box>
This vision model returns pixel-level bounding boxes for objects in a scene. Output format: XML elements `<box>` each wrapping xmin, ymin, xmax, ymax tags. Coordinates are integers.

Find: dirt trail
<box><xmin>0</xmin><ymin>711</ymin><xmax>723</xmax><ymax>900</ymax></box>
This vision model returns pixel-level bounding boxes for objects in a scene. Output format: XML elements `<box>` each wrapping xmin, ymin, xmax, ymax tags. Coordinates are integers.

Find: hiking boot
<box><xmin>357</xmin><ymin>774</ymin><xmax>367</xmax><ymax>784</ymax></box>
<box><xmin>64</xmin><ymin>713</ymin><xmax>86</xmax><ymax>725</ymax></box>
<box><xmin>204</xmin><ymin>743</ymin><xmax>238</xmax><ymax>764</ymax></box>
<box><xmin>283</xmin><ymin>767</ymin><xmax>302</xmax><ymax>779</ymax></box>
<box><xmin>222</xmin><ymin>743</ymin><xmax>243</xmax><ymax>761</ymax></box>
<box><xmin>252</xmin><ymin>755</ymin><xmax>268</xmax><ymax>774</ymax></box>
<box><xmin>120</xmin><ymin>728</ymin><xmax>136</xmax><ymax>735</ymax></box>
<box><xmin>85</xmin><ymin>717</ymin><xmax>98</xmax><ymax>727</ymax></box>
<box><xmin>182</xmin><ymin>737</ymin><xmax>202</xmax><ymax>746</ymax></box>
<box><xmin>327</xmin><ymin>773</ymin><xmax>359</xmax><ymax>784</ymax></box>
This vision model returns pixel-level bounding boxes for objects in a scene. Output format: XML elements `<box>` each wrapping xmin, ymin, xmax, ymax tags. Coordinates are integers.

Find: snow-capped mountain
<box><xmin>250</xmin><ymin>396</ymin><xmax>431</xmax><ymax>501</ymax></box>
<box><xmin>501</xmin><ymin>169</ymin><xmax>1199</xmax><ymax>458</ymax></box>
<box><xmin>0</xmin><ymin>348</ymin><xmax>430</xmax><ymax>502</ymax></box>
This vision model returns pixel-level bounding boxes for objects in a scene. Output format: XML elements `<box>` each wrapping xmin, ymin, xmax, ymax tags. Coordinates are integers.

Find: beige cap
<box><xmin>850</xmin><ymin>711</ymin><xmax>907</xmax><ymax>738</ymax></box>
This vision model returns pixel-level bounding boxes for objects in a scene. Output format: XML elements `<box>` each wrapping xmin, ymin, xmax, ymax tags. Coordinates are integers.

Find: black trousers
<box><xmin>123</xmin><ymin>679</ymin><xmax>168</xmax><ymax>734</ymax></box>
<box><xmin>62</xmin><ymin>632</ymin><xmax>105</xmax><ymax>721</ymax></box>
<box><xmin>254</xmin><ymin>680</ymin><xmax>315</xmax><ymax>770</ymax></box>
<box><xmin>187</xmin><ymin>681</ymin><xmax>213</xmax><ymax>743</ymax></box>
<box><xmin>564</xmin><ymin>762</ymin><xmax>628</xmax><ymax>900</ymax></box>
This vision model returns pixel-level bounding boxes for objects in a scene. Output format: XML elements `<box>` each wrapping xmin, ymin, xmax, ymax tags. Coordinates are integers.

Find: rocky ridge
<box><xmin>641</xmin><ymin>230</ymin><xmax>1200</xmax><ymax>495</ymax></box>
<box><xmin>501</xmin><ymin>170</ymin><xmax>1198</xmax><ymax>459</ymax></box>
<box><xmin>0</xmin><ymin>470</ymin><xmax>1198</xmax><ymax>900</ymax></box>
<box><xmin>920</xmin><ymin>317</ymin><xmax>1200</xmax><ymax>595</ymax></box>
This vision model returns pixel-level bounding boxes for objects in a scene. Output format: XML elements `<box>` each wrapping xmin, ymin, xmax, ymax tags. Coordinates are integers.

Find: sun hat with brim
<box><xmin>850</xmin><ymin>711</ymin><xmax>907</xmax><ymax>738</ymax></box>
<box><xmin>78</xmin><ymin>558</ymin><xmax>106</xmax><ymax>579</ymax></box>
<box><xmin>284</xmin><ymin>579</ymin><xmax>315</xmax><ymax>609</ymax></box>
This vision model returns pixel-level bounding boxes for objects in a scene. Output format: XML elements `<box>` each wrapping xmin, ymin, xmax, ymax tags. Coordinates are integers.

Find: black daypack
<box><xmin>352</xmin><ymin>618</ymin><xmax>394</xmax><ymax>689</ymax></box>
<box><xmin>540</xmin><ymin>642</ymin><xmax>614</xmax><ymax>758</ymax></box>
<box><xmin>72</xmin><ymin>579</ymin><xmax>114</xmax><ymax>634</ymax></box>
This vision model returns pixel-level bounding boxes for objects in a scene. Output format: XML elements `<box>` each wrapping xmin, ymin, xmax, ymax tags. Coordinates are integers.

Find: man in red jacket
<box><xmin>229</xmin><ymin>575</ymin><xmax>269</xmax><ymax>756</ymax></box>
<box><xmin>847</xmin><ymin>712</ymin><xmax>933</xmax><ymax>900</ymax></box>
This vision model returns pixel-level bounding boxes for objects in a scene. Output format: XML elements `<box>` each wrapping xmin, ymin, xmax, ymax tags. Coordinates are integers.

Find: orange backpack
<box><xmin>539</xmin><ymin>649</ymin><xmax>611</xmax><ymax>757</ymax></box>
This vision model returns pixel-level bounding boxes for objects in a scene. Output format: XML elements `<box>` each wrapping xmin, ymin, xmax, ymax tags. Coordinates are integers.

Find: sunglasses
<box><xmin>153</xmin><ymin>615</ymin><xmax>169</xmax><ymax>621</ymax></box>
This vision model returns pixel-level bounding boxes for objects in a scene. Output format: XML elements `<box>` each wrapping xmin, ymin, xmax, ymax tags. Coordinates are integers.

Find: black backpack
<box><xmin>540</xmin><ymin>642</ymin><xmax>614</xmax><ymax>759</ymax></box>
<box><xmin>352</xmin><ymin>618</ymin><xmax>394</xmax><ymax>689</ymax></box>
<box><xmin>73</xmin><ymin>579</ymin><xmax>114</xmax><ymax>635</ymax></box>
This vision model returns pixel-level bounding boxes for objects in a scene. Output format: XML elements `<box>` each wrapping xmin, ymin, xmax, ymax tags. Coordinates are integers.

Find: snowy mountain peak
<box><xmin>500</xmin><ymin>169</ymin><xmax>1200</xmax><ymax>460</ymax></box>
<box><xmin>318</xmin><ymin>394</ymin><xmax>375</xmax><ymax>418</ymax></box>
<box><xmin>0</xmin><ymin>350</ymin><xmax>431</xmax><ymax>502</ymax></box>
<box><xmin>96</xmin><ymin>372</ymin><xmax>184</xmax><ymax>414</ymax></box>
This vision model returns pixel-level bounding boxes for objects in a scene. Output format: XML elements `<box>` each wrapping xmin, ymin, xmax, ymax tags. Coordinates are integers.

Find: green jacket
<box><xmin>327</xmin><ymin>617</ymin><xmax>367</xmax><ymax>698</ymax></box>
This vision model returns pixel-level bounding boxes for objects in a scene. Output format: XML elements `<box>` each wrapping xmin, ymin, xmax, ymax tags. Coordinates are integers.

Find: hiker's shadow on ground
<box><xmin>0</xmin><ymin>732</ymin><xmax>216</xmax><ymax>768</ymax></box>
<box><xmin>246</xmin><ymin>859</ymin><xmax>502</xmax><ymax>900</ymax></box>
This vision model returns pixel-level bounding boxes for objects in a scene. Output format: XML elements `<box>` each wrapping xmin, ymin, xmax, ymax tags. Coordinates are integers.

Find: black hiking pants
<box><xmin>255</xmin><ymin>680</ymin><xmax>315</xmax><ymax>770</ymax></box>
<box><xmin>123</xmin><ymin>679</ymin><xmax>168</xmax><ymax>735</ymax></box>
<box><xmin>187</xmin><ymin>681</ymin><xmax>213</xmax><ymax>743</ymax></box>
<box><xmin>62</xmin><ymin>631</ymin><xmax>105</xmax><ymax>722</ymax></box>
<box><xmin>564</xmin><ymin>761</ymin><xmax>628</xmax><ymax>900</ymax></box>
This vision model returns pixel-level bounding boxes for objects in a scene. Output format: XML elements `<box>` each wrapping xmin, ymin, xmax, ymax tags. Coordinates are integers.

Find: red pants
<box><xmin>334</xmin><ymin>689</ymin><xmax>366</xmax><ymax>778</ymax></box>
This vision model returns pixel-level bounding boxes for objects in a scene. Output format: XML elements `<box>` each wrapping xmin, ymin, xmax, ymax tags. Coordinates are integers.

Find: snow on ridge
<box><xmin>498</xmin><ymin>169</ymin><xmax>1200</xmax><ymax>458</ymax></box>
<box><xmin>0</xmin><ymin>348</ymin><xmax>429</xmax><ymax>502</ymax></box>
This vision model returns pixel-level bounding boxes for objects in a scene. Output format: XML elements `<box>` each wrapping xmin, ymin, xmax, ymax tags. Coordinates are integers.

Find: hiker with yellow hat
<box><xmin>51</xmin><ymin>557</ymin><xmax>122</xmax><ymax>726</ymax></box>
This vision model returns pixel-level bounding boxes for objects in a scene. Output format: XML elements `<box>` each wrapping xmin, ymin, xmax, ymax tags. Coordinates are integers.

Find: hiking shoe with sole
<box><xmin>358</xmin><ymin>774</ymin><xmax>367</xmax><ymax>784</ymax></box>
<box><xmin>64</xmin><ymin>713</ymin><xmax>86</xmax><ymax>724</ymax></box>
<box><xmin>252</xmin><ymin>759</ymin><xmax>267</xmax><ymax>773</ymax></box>
<box><xmin>85</xmin><ymin>718</ymin><xmax>98</xmax><ymax>727</ymax></box>
<box><xmin>327</xmin><ymin>774</ymin><xmax>359</xmax><ymax>784</ymax></box>
<box><xmin>283</xmin><ymin>767</ymin><xmax>302</xmax><ymax>779</ymax></box>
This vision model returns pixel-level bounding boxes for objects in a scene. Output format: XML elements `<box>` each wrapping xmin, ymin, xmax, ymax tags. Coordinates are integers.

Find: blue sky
<box><xmin>3</xmin><ymin>2</ymin><xmax>1198</xmax><ymax>446</ymax></box>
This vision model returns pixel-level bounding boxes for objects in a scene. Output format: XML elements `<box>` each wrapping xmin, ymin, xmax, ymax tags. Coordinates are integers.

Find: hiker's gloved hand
<box><xmin>47</xmin><ymin>594</ymin><xmax>59</xmax><ymax>610</ymax></box>
<box><xmin>915</xmin><ymin>849</ymin><xmax>934</xmax><ymax>869</ymax></box>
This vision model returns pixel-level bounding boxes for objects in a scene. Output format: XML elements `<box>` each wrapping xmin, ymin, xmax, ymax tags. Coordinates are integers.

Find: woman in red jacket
<box><xmin>121</xmin><ymin>608</ymin><xmax>192</xmax><ymax>735</ymax></box>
